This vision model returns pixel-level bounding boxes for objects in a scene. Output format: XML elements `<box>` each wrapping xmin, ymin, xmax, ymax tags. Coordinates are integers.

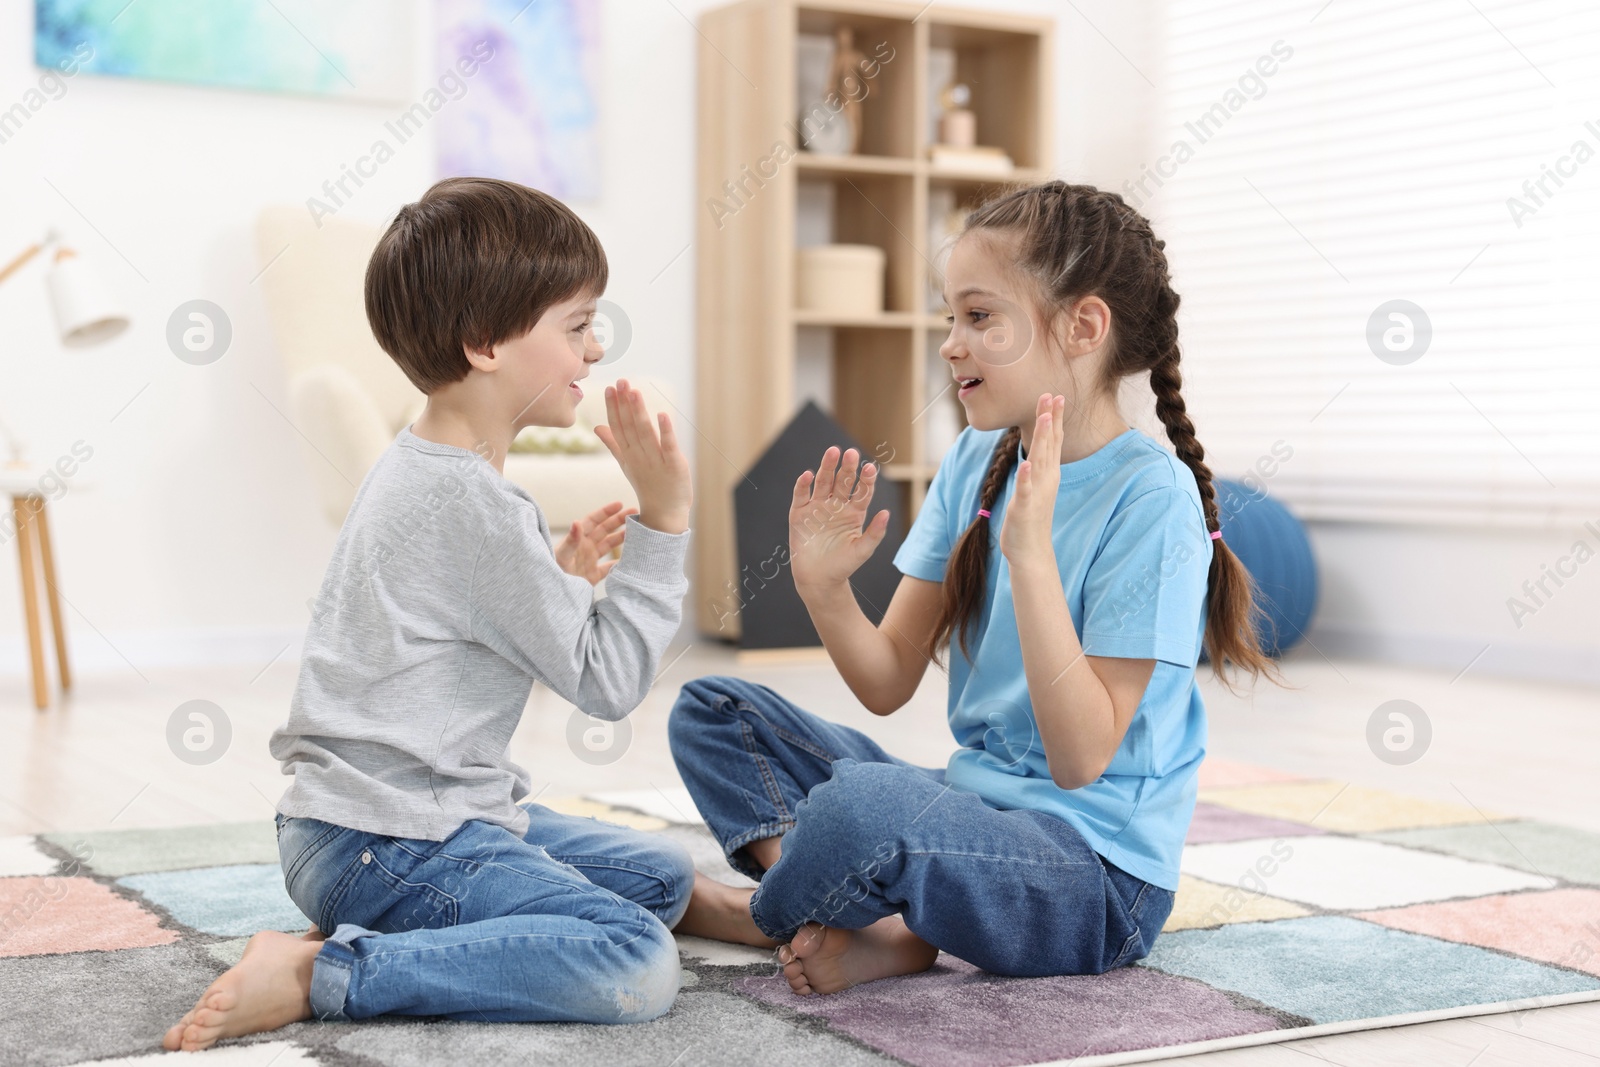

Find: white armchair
<box><xmin>253</xmin><ymin>206</ymin><xmax>662</xmax><ymax>532</ymax></box>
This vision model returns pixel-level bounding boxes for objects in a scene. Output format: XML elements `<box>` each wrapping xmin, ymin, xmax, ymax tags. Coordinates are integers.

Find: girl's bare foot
<box><xmin>301</xmin><ymin>924</ymin><xmax>327</xmax><ymax>942</ymax></box>
<box><xmin>161</xmin><ymin>930</ymin><xmax>320</xmax><ymax>1051</ymax></box>
<box><xmin>778</xmin><ymin>916</ymin><xmax>938</xmax><ymax>995</ymax></box>
<box><xmin>673</xmin><ymin>873</ymin><xmax>778</xmax><ymax>948</ymax></box>
<box><xmin>743</xmin><ymin>835</ymin><xmax>782</xmax><ymax>871</ymax></box>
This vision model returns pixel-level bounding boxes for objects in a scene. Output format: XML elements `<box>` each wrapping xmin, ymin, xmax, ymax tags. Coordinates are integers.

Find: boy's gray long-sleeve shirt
<box><xmin>269</xmin><ymin>428</ymin><xmax>690</xmax><ymax>841</ymax></box>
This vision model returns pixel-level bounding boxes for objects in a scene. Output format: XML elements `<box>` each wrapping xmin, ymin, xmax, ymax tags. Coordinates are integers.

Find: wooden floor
<box><xmin>3</xmin><ymin>642</ymin><xmax>1596</xmax><ymax>1065</ymax></box>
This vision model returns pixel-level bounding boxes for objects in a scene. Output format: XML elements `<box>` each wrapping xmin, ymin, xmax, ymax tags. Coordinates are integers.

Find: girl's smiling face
<box><xmin>938</xmin><ymin>232</ymin><xmax>1115</xmax><ymax>450</ymax></box>
<box><xmin>939</xmin><ymin>232</ymin><xmax>1056</xmax><ymax>433</ymax></box>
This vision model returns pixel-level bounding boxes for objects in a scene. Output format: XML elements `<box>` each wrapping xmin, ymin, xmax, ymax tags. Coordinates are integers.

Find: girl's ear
<box><xmin>1062</xmin><ymin>295</ymin><xmax>1112</xmax><ymax>357</ymax></box>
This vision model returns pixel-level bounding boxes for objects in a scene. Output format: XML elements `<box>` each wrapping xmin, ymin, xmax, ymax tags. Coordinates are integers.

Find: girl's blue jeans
<box><xmin>668</xmin><ymin>675</ymin><xmax>1175</xmax><ymax>976</ymax></box>
<box><xmin>274</xmin><ymin>802</ymin><xmax>695</xmax><ymax>1024</ymax></box>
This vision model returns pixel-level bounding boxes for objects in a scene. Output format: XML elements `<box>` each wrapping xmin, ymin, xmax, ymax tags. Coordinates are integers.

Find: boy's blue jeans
<box><xmin>274</xmin><ymin>802</ymin><xmax>695</xmax><ymax>1024</ymax></box>
<box><xmin>668</xmin><ymin>675</ymin><xmax>1175</xmax><ymax>976</ymax></box>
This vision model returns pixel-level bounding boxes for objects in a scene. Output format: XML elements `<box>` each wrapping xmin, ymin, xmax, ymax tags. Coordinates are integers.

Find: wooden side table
<box><xmin>5</xmin><ymin>487</ymin><xmax>70</xmax><ymax>709</ymax></box>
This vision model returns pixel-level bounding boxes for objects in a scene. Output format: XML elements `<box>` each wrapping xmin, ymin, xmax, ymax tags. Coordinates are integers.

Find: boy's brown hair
<box><xmin>365</xmin><ymin>177</ymin><xmax>608</xmax><ymax>393</ymax></box>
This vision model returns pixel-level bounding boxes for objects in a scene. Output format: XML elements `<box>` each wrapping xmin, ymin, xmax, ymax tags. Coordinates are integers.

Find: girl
<box><xmin>667</xmin><ymin>181</ymin><xmax>1275</xmax><ymax>994</ymax></box>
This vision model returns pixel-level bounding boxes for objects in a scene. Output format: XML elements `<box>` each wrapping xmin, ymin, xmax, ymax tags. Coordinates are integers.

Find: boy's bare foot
<box><xmin>778</xmin><ymin>916</ymin><xmax>938</xmax><ymax>995</ymax></box>
<box><xmin>301</xmin><ymin>924</ymin><xmax>327</xmax><ymax>942</ymax></box>
<box><xmin>161</xmin><ymin>930</ymin><xmax>320</xmax><ymax>1051</ymax></box>
<box><xmin>673</xmin><ymin>873</ymin><xmax>778</xmax><ymax>948</ymax></box>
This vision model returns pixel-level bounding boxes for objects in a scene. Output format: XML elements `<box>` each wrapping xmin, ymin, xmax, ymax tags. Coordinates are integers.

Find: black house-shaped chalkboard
<box><xmin>731</xmin><ymin>401</ymin><xmax>909</xmax><ymax>649</ymax></box>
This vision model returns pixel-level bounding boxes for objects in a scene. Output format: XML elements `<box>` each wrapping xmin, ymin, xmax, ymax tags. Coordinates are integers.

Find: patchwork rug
<box><xmin>4</xmin><ymin>758</ymin><xmax>1600</xmax><ymax>1067</ymax></box>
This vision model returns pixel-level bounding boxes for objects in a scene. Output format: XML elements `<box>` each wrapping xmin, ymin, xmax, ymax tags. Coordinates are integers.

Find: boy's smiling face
<box><xmin>493</xmin><ymin>290</ymin><xmax>605</xmax><ymax>430</ymax></box>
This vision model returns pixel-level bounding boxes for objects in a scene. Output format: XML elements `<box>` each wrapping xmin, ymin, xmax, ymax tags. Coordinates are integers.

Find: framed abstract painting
<box><xmin>435</xmin><ymin>0</ymin><xmax>601</xmax><ymax>201</ymax></box>
<box><xmin>33</xmin><ymin>0</ymin><xmax>415</xmax><ymax>103</ymax></box>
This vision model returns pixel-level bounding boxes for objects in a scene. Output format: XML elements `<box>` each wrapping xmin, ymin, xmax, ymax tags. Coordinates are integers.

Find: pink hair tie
<box><xmin>1210</xmin><ymin>530</ymin><xmax>1223</xmax><ymax>540</ymax></box>
<box><xmin>977</xmin><ymin>509</ymin><xmax>991</xmax><ymax>519</ymax></box>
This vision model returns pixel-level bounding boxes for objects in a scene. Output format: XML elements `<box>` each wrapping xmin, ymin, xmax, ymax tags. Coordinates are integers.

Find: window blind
<box><xmin>1144</xmin><ymin>0</ymin><xmax>1600</xmax><ymax>528</ymax></box>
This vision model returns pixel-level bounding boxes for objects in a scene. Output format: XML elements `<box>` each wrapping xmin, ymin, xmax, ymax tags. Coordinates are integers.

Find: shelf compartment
<box><xmin>797</xmin><ymin>171</ymin><xmax>922</xmax><ymax>314</ymax></box>
<box><xmin>796</xmin><ymin>5</ymin><xmax>919</xmax><ymax>160</ymax></box>
<box><xmin>831</xmin><ymin>325</ymin><xmax>917</xmax><ymax>472</ymax></box>
<box><xmin>927</xmin><ymin>19</ymin><xmax>1049</xmax><ymax>171</ymax></box>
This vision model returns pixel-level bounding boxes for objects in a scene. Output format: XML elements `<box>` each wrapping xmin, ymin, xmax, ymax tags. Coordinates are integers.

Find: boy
<box><xmin>165</xmin><ymin>178</ymin><xmax>699</xmax><ymax>1050</ymax></box>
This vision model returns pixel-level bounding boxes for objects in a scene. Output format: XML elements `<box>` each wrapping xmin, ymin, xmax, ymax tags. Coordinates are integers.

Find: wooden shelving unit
<box><xmin>694</xmin><ymin>0</ymin><xmax>1053</xmax><ymax>639</ymax></box>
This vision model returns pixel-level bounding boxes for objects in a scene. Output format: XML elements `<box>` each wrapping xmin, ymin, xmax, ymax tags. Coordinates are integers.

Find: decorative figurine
<box><xmin>938</xmin><ymin>81</ymin><xmax>976</xmax><ymax>147</ymax></box>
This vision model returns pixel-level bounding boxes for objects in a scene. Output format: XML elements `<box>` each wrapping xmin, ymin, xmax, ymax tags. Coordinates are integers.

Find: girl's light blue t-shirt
<box><xmin>893</xmin><ymin>425</ymin><xmax>1211</xmax><ymax>891</ymax></box>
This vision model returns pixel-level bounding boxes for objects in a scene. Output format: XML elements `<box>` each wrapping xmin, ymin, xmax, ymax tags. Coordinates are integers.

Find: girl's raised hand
<box><xmin>1000</xmin><ymin>393</ymin><xmax>1066</xmax><ymax>564</ymax></box>
<box><xmin>788</xmin><ymin>446</ymin><xmax>891</xmax><ymax>594</ymax></box>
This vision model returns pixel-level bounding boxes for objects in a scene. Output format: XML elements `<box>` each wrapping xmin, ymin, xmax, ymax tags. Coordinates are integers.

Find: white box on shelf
<box><xmin>796</xmin><ymin>244</ymin><xmax>887</xmax><ymax>317</ymax></box>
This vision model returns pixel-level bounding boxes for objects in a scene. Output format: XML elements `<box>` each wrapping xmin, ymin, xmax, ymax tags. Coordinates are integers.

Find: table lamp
<box><xmin>0</xmin><ymin>228</ymin><xmax>130</xmax><ymax>464</ymax></box>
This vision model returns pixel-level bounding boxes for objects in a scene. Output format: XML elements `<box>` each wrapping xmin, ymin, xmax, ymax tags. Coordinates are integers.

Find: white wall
<box><xmin>1306</xmin><ymin>521</ymin><xmax>1600</xmax><ymax>686</ymax></box>
<box><xmin>0</xmin><ymin>0</ymin><xmax>1160</xmax><ymax>688</ymax></box>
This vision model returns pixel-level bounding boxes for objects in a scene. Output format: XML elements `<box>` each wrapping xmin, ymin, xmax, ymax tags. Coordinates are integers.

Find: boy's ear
<box><xmin>462</xmin><ymin>341</ymin><xmax>499</xmax><ymax>373</ymax></box>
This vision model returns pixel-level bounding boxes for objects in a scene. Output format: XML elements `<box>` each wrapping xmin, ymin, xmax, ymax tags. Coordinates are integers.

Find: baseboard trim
<box><xmin>1308</xmin><ymin>623</ymin><xmax>1600</xmax><ymax>687</ymax></box>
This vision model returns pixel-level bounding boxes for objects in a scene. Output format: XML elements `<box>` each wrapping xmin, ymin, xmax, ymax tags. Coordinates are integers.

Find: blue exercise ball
<box><xmin>1209</xmin><ymin>479</ymin><xmax>1318</xmax><ymax>657</ymax></box>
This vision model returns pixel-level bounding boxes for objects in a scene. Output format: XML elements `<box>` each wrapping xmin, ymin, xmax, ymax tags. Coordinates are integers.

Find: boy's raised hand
<box><xmin>556</xmin><ymin>501</ymin><xmax>635</xmax><ymax>584</ymax></box>
<box><xmin>593</xmin><ymin>379</ymin><xmax>691</xmax><ymax>535</ymax></box>
<box><xmin>789</xmin><ymin>446</ymin><xmax>890</xmax><ymax>594</ymax></box>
